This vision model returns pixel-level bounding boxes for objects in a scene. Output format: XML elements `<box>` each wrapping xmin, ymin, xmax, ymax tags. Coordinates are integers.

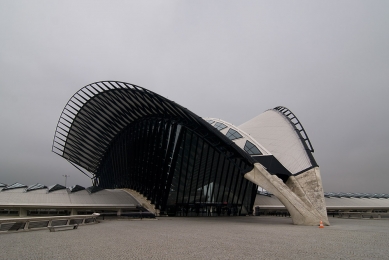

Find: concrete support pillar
<box><xmin>71</xmin><ymin>208</ymin><xmax>77</xmax><ymax>215</ymax></box>
<box><xmin>245</xmin><ymin>163</ymin><xmax>329</xmax><ymax>226</ymax></box>
<box><xmin>117</xmin><ymin>209</ymin><xmax>122</xmax><ymax>216</ymax></box>
<box><xmin>285</xmin><ymin>167</ymin><xmax>328</xmax><ymax>220</ymax></box>
<box><xmin>19</xmin><ymin>208</ymin><xmax>27</xmax><ymax>217</ymax></box>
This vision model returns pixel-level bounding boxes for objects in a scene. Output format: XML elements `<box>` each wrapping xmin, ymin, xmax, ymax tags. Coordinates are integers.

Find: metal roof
<box><xmin>52</xmin><ymin>81</ymin><xmax>256</xmax><ymax>179</ymax></box>
<box><xmin>324</xmin><ymin>192</ymin><xmax>389</xmax><ymax>199</ymax></box>
<box><xmin>0</xmin><ymin>183</ymin><xmax>108</xmax><ymax>194</ymax></box>
<box><xmin>0</xmin><ymin>187</ymin><xmax>140</xmax><ymax>208</ymax></box>
<box><xmin>2</xmin><ymin>183</ymin><xmax>27</xmax><ymax>191</ymax></box>
<box><xmin>86</xmin><ymin>186</ymin><xmax>104</xmax><ymax>194</ymax></box>
<box><xmin>68</xmin><ymin>185</ymin><xmax>85</xmax><ymax>193</ymax></box>
<box><xmin>47</xmin><ymin>184</ymin><xmax>66</xmax><ymax>192</ymax></box>
<box><xmin>255</xmin><ymin>193</ymin><xmax>389</xmax><ymax>210</ymax></box>
<box><xmin>25</xmin><ymin>183</ymin><xmax>47</xmax><ymax>192</ymax></box>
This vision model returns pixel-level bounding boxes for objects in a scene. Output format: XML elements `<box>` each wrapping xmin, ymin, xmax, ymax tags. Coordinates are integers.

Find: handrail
<box><xmin>0</xmin><ymin>213</ymin><xmax>100</xmax><ymax>233</ymax></box>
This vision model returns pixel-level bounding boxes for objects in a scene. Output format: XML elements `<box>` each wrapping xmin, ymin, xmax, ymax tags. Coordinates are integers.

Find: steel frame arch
<box><xmin>52</xmin><ymin>81</ymin><xmax>258</xmax><ymax>215</ymax></box>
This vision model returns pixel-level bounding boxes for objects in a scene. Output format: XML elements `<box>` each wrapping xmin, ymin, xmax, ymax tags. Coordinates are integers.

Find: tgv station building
<box><xmin>52</xmin><ymin>81</ymin><xmax>329</xmax><ymax>225</ymax></box>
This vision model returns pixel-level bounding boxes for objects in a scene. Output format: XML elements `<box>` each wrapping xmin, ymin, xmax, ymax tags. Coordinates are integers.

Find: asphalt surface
<box><xmin>1</xmin><ymin>216</ymin><xmax>388</xmax><ymax>259</ymax></box>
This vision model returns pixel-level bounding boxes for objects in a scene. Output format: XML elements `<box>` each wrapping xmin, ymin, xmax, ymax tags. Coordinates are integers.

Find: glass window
<box><xmin>244</xmin><ymin>141</ymin><xmax>262</xmax><ymax>155</ymax></box>
<box><xmin>205</xmin><ymin>120</ymin><xmax>215</xmax><ymax>124</ymax></box>
<box><xmin>213</xmin><ymin>122</ymin><xmax>227</xmax><ymax>131</ymax></box>
<box><xmin>225</xmin><ymin>128</ymin><xmax>243</xmax><ymax>140</ymax></box>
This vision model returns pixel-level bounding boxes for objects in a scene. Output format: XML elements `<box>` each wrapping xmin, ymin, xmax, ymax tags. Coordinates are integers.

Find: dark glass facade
<box><xmin>53</xmin><ymin>81</ymin><xmax>258</xmax><ymax>216</ymax></box>
<box><xmin>97</xmin><ymin>117</ymin><xmax>257</xmax><ymax>216</ymax></box>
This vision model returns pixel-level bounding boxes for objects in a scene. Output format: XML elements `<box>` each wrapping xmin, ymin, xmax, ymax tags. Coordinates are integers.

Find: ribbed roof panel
<box><xmin>25</xmin><ymin>183</ymin><xmax>47</xmax><ymax>192</ymax></box>
<box><xmin>239</xmin><ymin>107</ymin><xmax>317</xmax><ymax>175</ymax></box>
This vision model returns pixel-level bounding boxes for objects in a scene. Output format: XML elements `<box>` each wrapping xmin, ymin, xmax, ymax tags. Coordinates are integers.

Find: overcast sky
<box><xmin>0</xmin><ymin>1</ymin><xmax>388</xmax><ymax>193</ymax></box>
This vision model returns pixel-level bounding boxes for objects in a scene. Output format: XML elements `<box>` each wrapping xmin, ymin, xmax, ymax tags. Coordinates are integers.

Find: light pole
<box><xmin>62</xmin><ymin>175</ymin><xmax>70</xmax><ymax>187</ymax></box>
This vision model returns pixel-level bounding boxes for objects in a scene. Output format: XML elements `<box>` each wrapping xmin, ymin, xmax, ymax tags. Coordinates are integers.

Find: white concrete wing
<box><xmin>204</xmin><ymin>107</ymin><xmax>329</xmax><ymax>226</ymax></box>
<box><xmin>239</xmin><ymin>109</ymin><xmax>313</xmax><ymax>175</ymax></box>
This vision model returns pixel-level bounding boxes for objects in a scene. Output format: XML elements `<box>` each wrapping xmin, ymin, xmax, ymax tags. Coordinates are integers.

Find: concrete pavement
<box><xmin>1</xmin><ymin>216</ymin><xmax>388</xmax><ymax>259</ymax></box>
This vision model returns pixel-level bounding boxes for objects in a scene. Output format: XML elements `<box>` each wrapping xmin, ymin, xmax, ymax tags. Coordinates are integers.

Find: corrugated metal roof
<box><xmin>0</xmin><ymin>185</ymin><xmax>140</xmax><ymax>207</ymax></box>
<box><xmin>47</xmin><ymin>184</ymin><xmax>66</xmax><ymax>192</ymax></box>
<box><xmin>68</xmin><ymin>185</ymin><xmax>85</xmax><ymax>193</ymax></box>
<box><xmin>25</xmin><ymin>183</ymin><xmax>47</xmax><ymax>192</ymax></box>
<box><xmin>324</xmin><ymin>192</ymin><xmax>389</xmax><ymax>199</ymax></box>
<box><xmin>2</xmin><ymin>183</ymin><xmax>27</xmax><ymax>191</ymax></box>
<box><xmin>254</xmin><ymin>194</ymin><xmax>389</xmax><ymax>210</ymax></box>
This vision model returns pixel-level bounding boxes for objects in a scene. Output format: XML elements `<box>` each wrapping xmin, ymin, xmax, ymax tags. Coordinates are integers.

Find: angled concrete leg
<box><xmin>244</xmin><ymin>163</ymin><xmax>329</xmax><ymax>226</ymax></box>
<box><xmin>285</xmin><ymin>167</ymin><xmax>328</xmax><ymax>222</ymax></box>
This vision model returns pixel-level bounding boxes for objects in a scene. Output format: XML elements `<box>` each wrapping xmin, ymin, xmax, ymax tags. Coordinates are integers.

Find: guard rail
<box><xmin>0</xmin><ymin>213</ymin><xmax>100</xmax><ymax>233</ymax></box>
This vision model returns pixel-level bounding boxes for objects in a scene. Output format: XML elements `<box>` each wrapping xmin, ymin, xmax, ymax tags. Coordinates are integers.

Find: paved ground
<box><xmin>1</xmin><ymin>216</ymin><xmax>388</xmax><ymax>259</ymax></box>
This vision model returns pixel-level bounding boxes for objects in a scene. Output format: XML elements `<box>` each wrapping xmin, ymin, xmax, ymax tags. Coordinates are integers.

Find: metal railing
<box><xmin>338</xmin><ymin>212</ymin><xmax>389</xmax><ymax>219</ymax></box>
<box><xmin>0</xmin><ymin>213</ymin><xmax>100</xmax><ymax>233</ymax></box>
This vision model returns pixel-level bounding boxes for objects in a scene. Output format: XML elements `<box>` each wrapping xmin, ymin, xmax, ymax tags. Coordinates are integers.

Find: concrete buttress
<box><xmin>244</xmin><ymin>163</ymin><xmax>330</xmax><ymax>226</ymax></box>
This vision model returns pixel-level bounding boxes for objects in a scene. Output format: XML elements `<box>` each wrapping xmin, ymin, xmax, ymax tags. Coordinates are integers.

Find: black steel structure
<box><xmin>53</xmin><ymin>81</ymin><xmax>258</xmax><ymax>215</ymax></box>
<box><xmin>274</xmin><ymin>106</ymin><xmax>318</xmax><ymax>169</ymax></box>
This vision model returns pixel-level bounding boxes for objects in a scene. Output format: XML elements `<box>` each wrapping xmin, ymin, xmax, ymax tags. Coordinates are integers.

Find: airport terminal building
<box><xmin>51</xmin><ymin>81</ymin><xmax>329</xmax><ymax>225</ymax></box>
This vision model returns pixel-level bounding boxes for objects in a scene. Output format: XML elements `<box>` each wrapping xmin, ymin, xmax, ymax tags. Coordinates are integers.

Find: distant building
<box><xmin>254</xmin><ymin>191</ymin><xmax>389</xmax><ymax>219</ymax></box>
<box><xmin>0</xmin><ymin>183</ymin><xmax>140</xmax><ymax>217</ymax></box>
<box><xmin>1</xmin><ymin>182</ymin><xmax>387</xmax><ymax>220</ymax></box>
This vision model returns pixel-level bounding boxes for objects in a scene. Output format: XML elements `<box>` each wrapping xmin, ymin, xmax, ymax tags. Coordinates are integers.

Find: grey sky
<box><xmin>0</xmin><ymin>1</ymin><xmax>388</xmax><ymax>192</ymax></box>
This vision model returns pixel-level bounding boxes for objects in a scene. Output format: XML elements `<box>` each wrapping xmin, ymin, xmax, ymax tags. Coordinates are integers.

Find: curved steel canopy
<box><xmin>52</xmin><ymin>81</ymin><xmax>255</xmax><ymax>179</ymax></box>
<box><xmin>273</xmin><ymin>106</ymin><xmax>318</xmax><ymax>169</ymax></box>
<box><xmin>53</xmin><ymin>81</ymin><xmax>260</xmax><ymax>214</ymax></box>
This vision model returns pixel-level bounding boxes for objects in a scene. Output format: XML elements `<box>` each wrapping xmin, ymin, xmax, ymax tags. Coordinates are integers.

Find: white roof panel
<box><xmin>239</xmin><ymin>110</ymin><xmax>312</xmax><ymax>175</ymax></box>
